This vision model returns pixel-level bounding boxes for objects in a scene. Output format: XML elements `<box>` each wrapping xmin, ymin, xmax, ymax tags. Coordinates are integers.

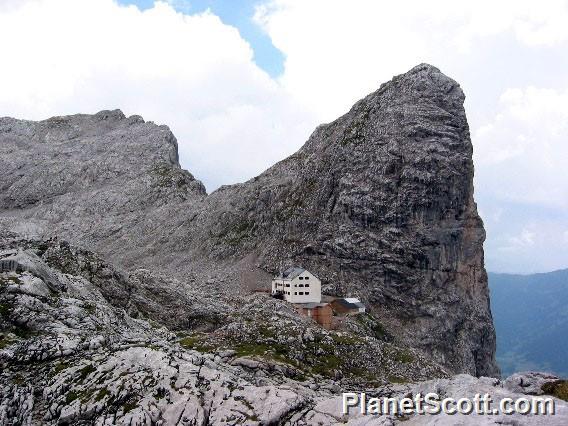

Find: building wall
<box><xmin>312</xmin><ymin>305</ymin><xmax>332</xmax><ymax>329</ymax></box>
<box><xmin>330</xmin><ymin>300</ymin><xmax>365</xmax><ymax>315</ymax></box>
<box><xmin>272</xmin><ymin>270</ymin><xmax>321</xmax><ymax>303</ymax></box>
<box><xmin>286</xmin><ymin>271</ymin><xmax>321</xmax><ymax>303</ymax></box>
<box><xmin>295</xmin><ymin>304</ymin><xmax>332</xmax><ymax>329</ymax></box>
<box><xmin>271</xmin><ymin>278</ymin><xmax>292</xmax><ymax>295</ymax></box>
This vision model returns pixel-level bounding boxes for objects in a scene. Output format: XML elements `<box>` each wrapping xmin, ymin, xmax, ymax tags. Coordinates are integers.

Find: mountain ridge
<box><xmin>489</xmin><ymin>268</ymin><xmax>568</xmax><ymax>377</ymax></box>
<box><xmin>0</xmin><ymin>63</ymin><xmax>498</xmax><ymax>377</ymax></box>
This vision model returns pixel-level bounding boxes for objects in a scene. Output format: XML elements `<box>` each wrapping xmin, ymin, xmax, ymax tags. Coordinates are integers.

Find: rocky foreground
<box><xmin>0</xmin><ymin>64</ymin><xmax>562</xmax><ymax>424</ymax></box>
<box><xmin>1</xmin><ymin>64</ymin><xmax>497</xmax><ymax>377</ymax></box>
<box><xmin>1</xmin><ymin>234</ymin><xmax>567</xmax><ymax>425</ymax></box>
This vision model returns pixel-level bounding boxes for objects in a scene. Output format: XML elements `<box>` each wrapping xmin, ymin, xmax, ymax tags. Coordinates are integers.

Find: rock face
<box><xmin>0</xmin><ymin>64</ymin><xmax>498</xmax><ymax>377</ymax></box>
<box><xmin>1</xmin><ymin>234</ymin><xmax>566</xmax><ymax>425</ymax></box>
<box><xmin>0</xmin><ymin>233</ymin><xmax>445</xmax><ymax>424</ymax></box>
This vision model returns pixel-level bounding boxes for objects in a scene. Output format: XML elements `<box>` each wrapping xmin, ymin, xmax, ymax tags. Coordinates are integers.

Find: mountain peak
<box><xmin>0</xmin><ymin>66</ymin><xmax>497</xmax><ymax>378</ymax></box>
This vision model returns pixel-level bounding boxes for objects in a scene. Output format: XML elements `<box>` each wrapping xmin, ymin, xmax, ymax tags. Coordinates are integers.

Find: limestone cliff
<box><xmin>0</xmin><ymin>64</ymin><xmax>498</xmax><ymax>377</ymax></box>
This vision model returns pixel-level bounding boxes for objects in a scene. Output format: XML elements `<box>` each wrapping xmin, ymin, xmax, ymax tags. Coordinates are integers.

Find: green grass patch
<box><xmin>387</xmin><ymin>375</ymin><xmax>408</xmax><ymax>384</ymax></box>
<box><xmin>331</xmin><ymin>333</ymin><xmax>361</xmax><ymax>345</ymax></box>
<box><xmin>311</xmin><ymin>354</ymin><xmax>341</xmax><ymax>376</ymax></box>
<box><xmin>54</xmin><ymin>361</ymin><xmax>70</xmax><ymax>374</ymax></box>
<box><xmin>0</xmin><ymin>334</ymin><xmax>16</xmax><ymax>349</ymax></box>
<box><xmin>123</xmin><ymin>399</ymin><xmax>139</xmax><ymax>414</ymax></box>
<box><xmin>11</xmin><ymin>374</ymin><xmax>25</xmax><ymax>385</ymax></box>
<box><xmin>179</xmin><ymin>335</ymin><xmax>215</xmax><ymax>352</ymax></box>
<box><xmin>0</xmin><ymin>275</ymin><xmax>22</xmax><ymax>286</ymax></box>
<box><xmin>80</xmin><ymin>388</ymin><xmax>96</xmax><ymax>403</ymax></box>
<box><xmin>78</xmin><ymin>364</ymin><xmax>97</xmax><ymax>382</ymax></box>
<box><xmin>0</xmin><ymin>302</ymin><xmax>12</xmax><ymax>317</ymax></box>
<box><xmin>542</xmin><ymin>380</ymin><xmax>568</xmax><ymax>402</ymax></box>
<box><xmin>393</xmin><ymin>349</ymin><xmax>414</xmax><ymax>364</ymax></box>
<box><xmin>95</xmin><ymin>388</ymin><xmax>110</xmax><ymax>402</ymax></box>
<box><xmin>12</xmin><ymin>324</ymin><xmax>35</xmax><ymax>339</ymax></box>
<box><xmin>258</xmin><ymin>325</ymin><xmax>277</xmax><ymax>339</ymax></box>
<box><xmin>83</xmin><ymin>303</ymin><xmax>96</xmax><ymax>314</ymax></box>
<box><xmin>235</xmin><ymin>343</ymin><xmax>269</xmax><ymax>357</ymax></box>
<box><xmin>356</xmin><ymin>313</ymin><xmax>388</xmax><ymax>340</ymax></box>
<box><xmin>66</xmin><ymin>391</ymin><xmax>79</xmax><ymax>404</ymax></box>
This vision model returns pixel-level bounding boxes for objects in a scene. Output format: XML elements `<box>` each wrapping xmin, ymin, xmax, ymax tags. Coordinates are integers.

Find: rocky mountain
<box><xmin>1</xmin><ymin>234</ymin><xmax>567</xmax><ymax>424</ymax></box>
<box><xmin>489</xmin><ymin>269</ymin><xmax>568</xmax><ymax>377</ymax></box>
<box><xmin>0</xmin><ymin>64</ymin><xmax>499</xmax><ymax>379</ymax></box>
<box><xmin>0</xmin><ymin>233</ymin><xmax>445</xmax><ymax>424</ymax></box>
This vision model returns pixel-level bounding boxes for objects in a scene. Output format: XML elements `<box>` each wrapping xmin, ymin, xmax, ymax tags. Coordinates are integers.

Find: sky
<box><xmin>0</xmin><ymin>0</ymin><xmax>567</xmax><ymax>274</ymax></box>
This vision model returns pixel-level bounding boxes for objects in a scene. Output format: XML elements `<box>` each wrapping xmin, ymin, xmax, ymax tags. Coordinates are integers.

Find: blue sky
<box><xmin>119</xmin><ymin>0</ymin><xmax>284</xmax><ymax>76</ymax></box>
<box><xmin>1</xmin><ymin>0</ymin><xmax>567</xmax><ymax>274</ymax></box>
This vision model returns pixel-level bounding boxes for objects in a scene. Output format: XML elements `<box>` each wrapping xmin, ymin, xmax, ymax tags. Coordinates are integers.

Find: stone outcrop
<box><xmin>1</xmin><ymin>234</ymin><xmax>566</xmax><ymax>425</ymax></box>
<box><xmin>0</xmin><ymin>233</ymin><xmax>444</xmax><ymax>424</ymax></box>
<box><xmin>0</xmin><ymin>64</ymin><xmax>498</xmax><ymax>378</ymax></box>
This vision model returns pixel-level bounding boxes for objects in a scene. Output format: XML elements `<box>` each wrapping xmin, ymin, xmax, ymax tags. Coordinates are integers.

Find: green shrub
<box><xmin>542</xmin><ymin>380</ymin><xmax>568</xmax><ymax>402</ymax></box>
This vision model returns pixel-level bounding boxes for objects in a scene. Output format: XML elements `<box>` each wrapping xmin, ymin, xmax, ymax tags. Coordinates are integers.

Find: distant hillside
<box><xmin>489</xmin><ymin>269</ymin><xmax>568</xmax><ymax>378</ymax></box>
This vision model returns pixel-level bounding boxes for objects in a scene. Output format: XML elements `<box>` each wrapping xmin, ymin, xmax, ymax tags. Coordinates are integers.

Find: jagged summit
<box><xmin>0</xmin><ymin>64</ymin><xmax>498</xmax><ymax>377</ymax></box>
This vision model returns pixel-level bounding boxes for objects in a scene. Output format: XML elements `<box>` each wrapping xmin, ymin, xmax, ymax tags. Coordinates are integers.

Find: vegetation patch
<box><xmin>387</xmin><ymin>375</ymin><xmax>408</xmax><ymax>384</ymax></box>
<box><xmin>0</xmin><ymin>275</ymin><xmax>22</xmax><ymax>286</ymax></box>
<box><xmin>11</xmin><ymin>373</ymin><xmax>25</xmax><ymax>385</ymax></box>
<box><xmin>356</xmin><ymin>313</ymin><xmax>389</xmax><ymax>341</ymax></box>
<box><xmin>542</xmin><ymin>380</ymin><xmax>568</xmax><ymax>402</ymax></box>
<box><xmin>257</xmin><ymin>325</ymin><xmax>277</xmax><ymax>339</ymax></box>
<box><xmin>53</xmin><ymin>361</ymin><xmax>70</xmax><ymax>374</ymax></box>
<box><xmin>83</xmin><ymin>302</ymin><xmax>96</xmax><ymax>314</ymax></box>
<box><xmin>223</xmin><ymin>221</ymin><xmax>255</xmax><ymax>247</ymax></box>
<box><xmin>231</xmin><ymin>338</ymin><xmax>293</xmax><ymax>364</ymax></box>
<box><xmin>66</xmin><ymin>391</ymin><xmax>79</xmax><ymax>404</ymax></box>
<box><xmin>80</xmin><ymin>388</ymin><xmax>96</xmax><ymax>403</ymax></box>
<box><xmin>0</xmin><ymin>334</ymin><xmax>16</xmax><ymax>349</ymax></box>
<box><xmin>78</xmin><ymin>364</ymin><xmax>97</xmax><ymax>383</ymax></box>
<box><xmin>95</xmin><ymin>387</ymin><xmax>110</xmax><ymax>402</ymax></box>
<box><xmin>393</xmin><ymin>349</ymin><xmax>414</xmax><ymax>364</ymax></box>
<box><xmin>123</xmin><ymin>398</ymin><xmax>140</xmax><ymax>414</ymax></box>
<box><xmin>179</xmin><ymin>334</ymin><xmax>215</xmax><ymax>352</ymax></box>
<box><xmin>12</xmin><ymin>324</ymin><xmax>35</xmax><ymax>339</ymax></box>
<box><xmin>235</xmin><ymin>343</ymin><xmax>269</xmax><ymax>357</ymax></box>
<box><xmin>311</xmin><ymin>354</ymin><xmax>341</xmax><ymax>376</ymax></box>
<box><xmin>0</xmin><ymin>302</ymin><xmax>13</xmax><ymax>317</ymax></box>
<box><xmin>341</xmin><ymin>110</ymin><xmax>370</xmax><ymax>145</ymax></box>
<box><xmin>331</xmin><ymin>333</ymin><xmax>361</xmax><ymax>345</ymax></box>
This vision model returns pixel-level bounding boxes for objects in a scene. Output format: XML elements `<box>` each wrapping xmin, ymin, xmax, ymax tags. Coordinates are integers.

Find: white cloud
<box><xmin>254</xmin><ymin>0</ymin><xmax>568</xmax><ymax>273</ymax></box>
<box><xmin>254</xmin><ymin>0</ymin><xmax>568</xmax><ymax>122</ymax></box>
<box><xmin>510</xmin><ymin>229</ymin><xmax>536</xmax><ymax>248</ymax></box>
<box><xmin>0</xmin><ymin>0</ymin><xmax>315</xmax><ymax>190</ymax></box>
<box><xmin>473</xmin><ymin>86</ymin><xmax>568</xmax><ymax>209</ymax></box>
<box><xmin>1</xmin><ymin>0</ymin><xmax>568</xmax><ymax>273</ymax></box>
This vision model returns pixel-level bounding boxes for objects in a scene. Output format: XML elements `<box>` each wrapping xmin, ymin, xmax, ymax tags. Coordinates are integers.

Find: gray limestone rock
<box><xmin>0</xmin><ymin>64</ymin><xmax>497</xmax><ymax>379</ymax></box>
<box><xmin>503</xmin><ymin>371</ymin><xmax>562</xmax><ymax>395</ymax></box>
<box><xmin>0</xmin><ymin>228</ymin><xmax>564</xmax><ymax>425</ymax></box>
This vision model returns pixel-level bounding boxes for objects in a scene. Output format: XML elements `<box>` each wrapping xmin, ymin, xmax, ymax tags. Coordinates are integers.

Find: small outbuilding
<box><xmin>294</xmin><ymin>303</ymin><xmax>333</xmax><ymax>329</ymax></box>
<box><xmin>330</xmin><ymin>297</ymin><xmax>366</xmax><ymax>315</ymax></box>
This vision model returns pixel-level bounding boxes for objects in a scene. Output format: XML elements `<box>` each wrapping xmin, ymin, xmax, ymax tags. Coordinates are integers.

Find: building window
<box><xmin>285</xmin><ymin>284</ymin><xmax>290</xmax><ymax>287</ymax></box>
<box><xmin>299</xmin><ymin>284</ymin><xmax>304</xmax><ymax>287</ymax></box>
<box><xmin>304</xmin><ymin>276</ymin><xmax>309</xmax><ymax>280</ymax></box>
<box><xmin>299</xmin><ymin>277</ymin><xmax>303</xmax><ymax>280</ymax></box>
<box><xmin>305</xmin><ymin>292</ymin><xmax>310</xmax><ymax>295</ymax></box>
<box><xmin>299</xmin><ymin>292</ymin><xmax>304</xmax><ymax>295</ymax></box>
<box><xmin>294</xmin><ymin>292</ymin><xmax>297</xmax><ymax>295</ymax></box>
<box><xmin>305</xmin><ymin>284</ymin><xmax>309</xmax><ymax>287</ymax></box>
